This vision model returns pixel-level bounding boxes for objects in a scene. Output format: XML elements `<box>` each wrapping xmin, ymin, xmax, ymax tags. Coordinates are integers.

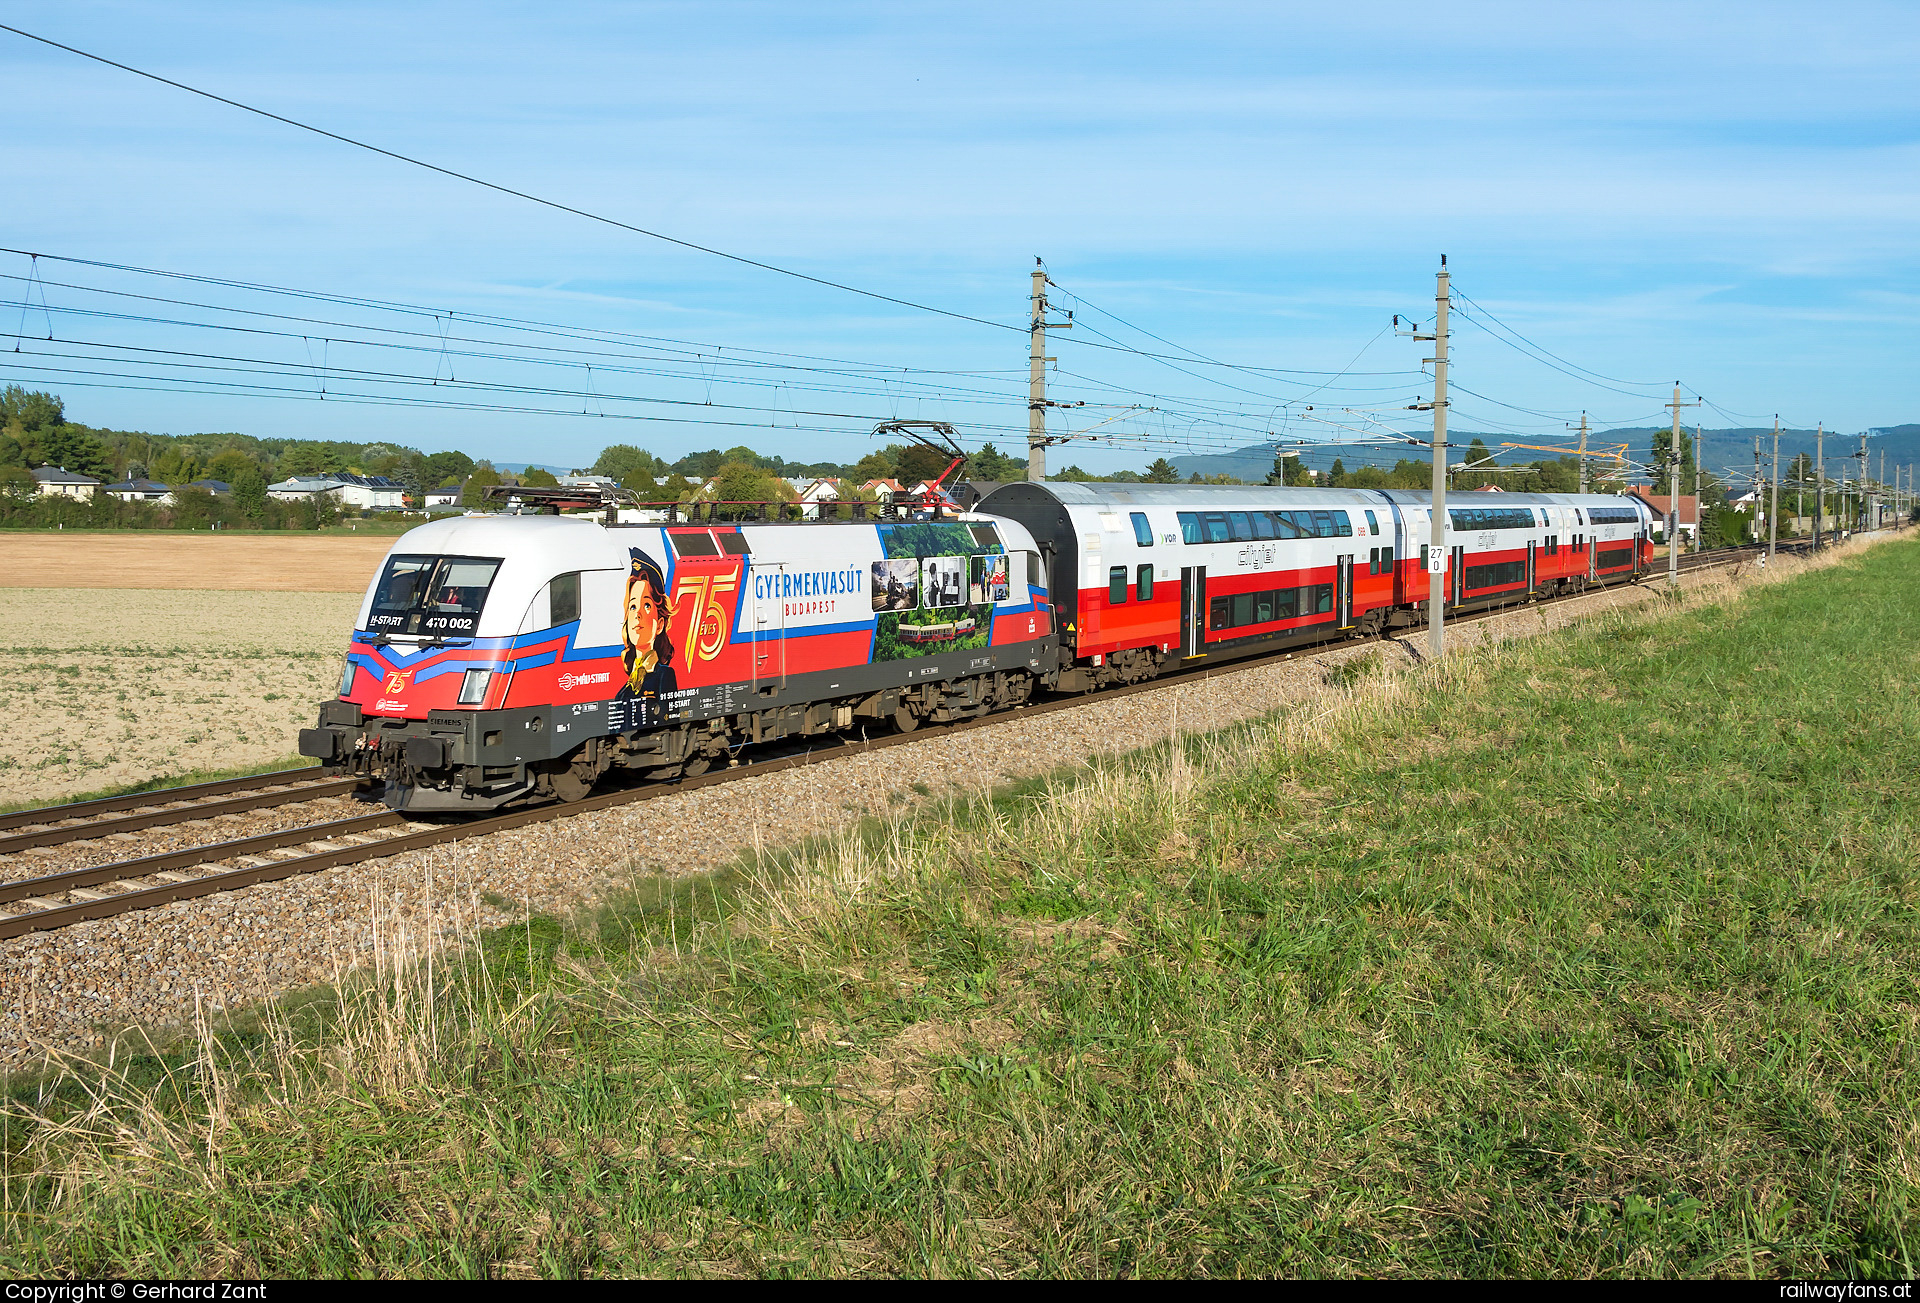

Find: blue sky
<box><xmin>1</xmin><ymin>0</ymin><xmax>1915</xmax><ymax>474</ymax></box>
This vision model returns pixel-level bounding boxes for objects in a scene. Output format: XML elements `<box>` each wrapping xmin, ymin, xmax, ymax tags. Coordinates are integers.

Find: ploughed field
<box><xmin>0</xmin><ymin>531</ymin><xmax>393</xmax><ymax>592</ymax></box>
<box><xmin>0</xmin><ymin>589</ymin><xmax>359</xmax><ymax>808</ymax></box>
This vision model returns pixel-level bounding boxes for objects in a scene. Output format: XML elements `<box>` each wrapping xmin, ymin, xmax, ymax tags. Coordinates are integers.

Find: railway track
<box><xmin>0</xmin><ymin>772</ymin><xmax>364</xmax><ymax>856</ymax></box>
<box><xmin>0</xmin><ymin>543</ymin><xmax>1789</xmax><ymax>942</ymax></box>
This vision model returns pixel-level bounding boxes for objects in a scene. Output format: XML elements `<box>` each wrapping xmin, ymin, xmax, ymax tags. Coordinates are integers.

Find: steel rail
<box><xmin>0</xmin><ymin>766</ymin><xmax>329</xmax><ymax>833</ymax></box>
<box><xmin>0</xmin><ymin>777</ymin><xmax>364</xmax><ymax>856</ymax></box>
<box><xmin>0</xmin><ymin>549</ymin><xmax>1772</xmax><ymax>941</ymax></box>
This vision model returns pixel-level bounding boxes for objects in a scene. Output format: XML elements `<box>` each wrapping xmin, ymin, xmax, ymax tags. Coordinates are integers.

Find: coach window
<box><xmin>1252</xmin><ymin>511</ymin><xmax>1275</xmax><ymax>540</ymax></box>
<box><xmin>1203</xmin><ymin>513</ymin><xmax>1232</xmax><ymax>543</ymax></box>
<box><xmin>1364</xmin><ymin>509</ymin><xmax>1380</xmax><ymax>535</ymax></box>
<box><xmin>1226</xmin><ymin>511</ymin><xmax>1252</xmax><ymax>542</ymax></box>
<box><xmin>550</xmin><ymin>572</ymin><xmax>580</xmax><ymax>627</ymax></box>
<box><xmin>1109</xmin><ymin>566</ymin><xmax>1128</xmax><ymax>604</ymax></box>
<box><xmin>1311</xmin><ymin>510</ymin><xmax>1335</xmax><ymax>538</ymax></box>
<box><xmin>1271</xmin><ymin>511</ymin><xmax>1299</xmax><ymax>540</ymax></box>
<box><xmin>1381</xmin><ymin>545</ymin><xmax>1394</xmax><ymax>571</ymax></box>
<box><xmin>1178</xmin><ymin>512</ymin><xmax>1202</xmax><ymax>544</ymax></box>
<box><xmin>1131</xmin><ymin>512</ymin><xmax>1153</xmax><ymax>547</ymax></box>
<box><xmin>1335</xmin><ymin>511</ymin><xmax>1353</xmax><ymax>537</ymax></box>
<box><xmin>1137</xmin><ymin>564</ymin><xmax>1154</xmax><ymax>600</ymax></box>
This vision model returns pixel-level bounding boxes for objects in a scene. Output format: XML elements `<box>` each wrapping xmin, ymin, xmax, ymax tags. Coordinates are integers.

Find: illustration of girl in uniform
<box><xmin>620</xmin><ymin>549</ymin><xmax>678</xmax><ymax>720</ymax></box>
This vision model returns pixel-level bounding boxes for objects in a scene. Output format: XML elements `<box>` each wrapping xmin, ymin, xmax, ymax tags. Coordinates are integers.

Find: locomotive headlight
<box><xmin>458</xmin><ymin>668</ymin><xmax>492</xmax><ymax>705</ymax></box>
<box><xmin>337</xmin><ymin>659</ymin><xmax>355</xmax><ymax>697</ymax></box>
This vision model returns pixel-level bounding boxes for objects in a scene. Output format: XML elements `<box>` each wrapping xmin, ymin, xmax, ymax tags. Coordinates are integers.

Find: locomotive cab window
<box><xmin>667</xmin><ymin>530</ymin><xmax>720</xmax><ymax>557</ymax></box>
<box><xmin>969</xmin><ymin>524</ymin><xmax>1000</xmax><ymax>548</ymax></box>
<box><xmin>367</xmin><ymin>554</ymin><xmax>502</xmax><ymax>638</ymax></box>
<box><xmin>717</xmin><ymin>531</ymin><xmax>752</xmax><ymax>555</ymax></box>
<box><xmin>549</xmin><ymin>571</ymin><xmax>580</xmax><ymax>626</ymax></box>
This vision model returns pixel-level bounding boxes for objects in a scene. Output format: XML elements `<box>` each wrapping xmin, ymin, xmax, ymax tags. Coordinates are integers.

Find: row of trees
<box><xmin>0</xmin><ymin>385</ymin><xmax>481</xmax><ymax>502</ymax></box>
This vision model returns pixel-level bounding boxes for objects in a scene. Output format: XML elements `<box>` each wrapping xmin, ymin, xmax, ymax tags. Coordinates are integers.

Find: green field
<box><xmin>5</xmin><ymin>540</ymin><xmax>1917</xmax><ymax>1277</ymax></box>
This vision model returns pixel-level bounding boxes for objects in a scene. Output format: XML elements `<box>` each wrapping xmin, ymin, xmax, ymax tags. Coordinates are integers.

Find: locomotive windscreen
<box><xmin>366</xmin><ymin>554</ymin><xmax>503</xmax><ymax>637</ymax></box>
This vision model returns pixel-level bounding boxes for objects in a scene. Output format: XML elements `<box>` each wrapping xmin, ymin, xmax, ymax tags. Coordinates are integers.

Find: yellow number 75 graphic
<box><xmin>673</xmin><ymin>573</ymin><xmax>737</xmax><ymax>670</ymax></box>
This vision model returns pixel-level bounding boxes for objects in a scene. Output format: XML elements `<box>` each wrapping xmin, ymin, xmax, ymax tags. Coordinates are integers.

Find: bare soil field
<box><xmin>0</xmin><ymin>589</ymin><xmax>361</xmax><ymax>806</ymax></box>
<box><xmin>0</xmin><ymin>532</ymin><xmax>394</xmax><ymax>591</ymax></box>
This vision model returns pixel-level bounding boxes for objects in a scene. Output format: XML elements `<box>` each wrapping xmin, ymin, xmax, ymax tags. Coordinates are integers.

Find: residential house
<box><xmin>1625</xmin><ymin>487</ymin><xmax>1699</xmax><ymax>541</ymax></box>
<box><xmin>424</xmin><ymin>482</ymin><xmax>464</xmax><ymax>508</ymax></box>
<box><xmin>267</xmin><ymin>471</ymin><xmax>407</xmax><ymax>510</ymax></box>
<box><xmin>100</xmin><ymin>479</ymin><xmax>174</xmax><ymax>505</ymax></box>
<box><xmin>30</xmin><ymin>466</ymin><xmax>100</xmax><ymax>500</ymax></box>
<box><xmin>794</xmin><ymin>477</ymin><xmax>844</xmax><ymax>518</ymax></box>
<box><xmin>184</xmin><ymin>479</ymin><xmax>232</xmax><ymax>496</ymax></box>
<box><xmin>559</xmin><ymin>474</ymin><xmax>619</xmax><ymax>491</ymax></box>
<box><xmin>859</xmin><ymin>478</ymin><xmax>905</xmax><ymax>502</ymax></box>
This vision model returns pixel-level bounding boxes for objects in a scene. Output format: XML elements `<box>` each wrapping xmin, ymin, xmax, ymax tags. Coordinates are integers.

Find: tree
<box><xmin>461</xmin><ymin>465</ymin><xmax>501</xmax><ymax>507</ymax></box>
<box><xmin>521</xmin><ymin>466</ymin><xmax>559</xmax><ymax>487</ymax></box>
<box><xmin>0</xmin><ymin>386</ymin><xmax>64</xmax><ymax>432</ymax></box>
<box><xmin>850</xmin><ymin>447</ymin><xmax>899</xmax><ymax>484</ymax></box>
<box><xmin>276</xmin><ymin>444</ymin><xmax>335</xmax><ymax>479</ymax></box>
<box><xmin>206</xmin><ymin>449</ymin><xmax>258</xmax><ymax>485</ymax></box>
<box><xmin>660</xmin><ymin>472</ymin><xmax>695</xmax><ymax>502</ymax></box>
<box><xmin>149</xmin><ymin>444</ymin><xmax>201</xmax><ymax>486</ymax></box>
<box><xmin>1327</xmin><ymin>458</ymin><xmax>1347</xmax><ymax>486</ymax></box>
<box><xmin>231</xmin><ymin>465</ymin><xmax>268</xmax><ymax>523</ymax></box>
<box><xmin>709</xmin><ymin>460</ymin><xmax>790</xmax><ymax>517</ymax></box>
<box><xmin>965</xmin><ymin>442</ymin><xmax>1022</xmax><ymax>482</ymax></box>
<box><xmin>0</xmin><ymin>465</ymin><xmax>34</xmax><ymax>498</ymax></box>
<box><xmin>1280</xmin><ymin>455</ymin><xmax>1311</xmax><ymax>487</ymax></box>
<box><xmin>1143</xmin><ymin>457</ymin><xmax>1180</xmax><ymax>483</ymax></box>
<box><xmin>895</xmin><ymin>443</ymin><xmax>955</xmax><ymax>488</ymax></box>
<box><xmin>422</xmin><ymin>450</ymin><xmax>476</xmax><ymax>486</ymax></box>
<box><xmin>37</xmin><ymin>426</ymin><xmax>113</xmax><ymax>480</ymax></box>
<box><xmin>673</xmin><ymin>449</ymin><xmax>726</xmax><ymax>478</ymax></box>
<box><xmin>1049</xmin><ymin>465</ymin><xmax>1098</xmax><ymax>482</ymax></box>
<box><xmin>296</xmin><ymin>491</ymin><xmax>340</xmax><ymax>530</ymax></box>
<box><xmin>591</xmin><ymin>444</ymin><xmax>662</xmax><ymax>487</ymax></box>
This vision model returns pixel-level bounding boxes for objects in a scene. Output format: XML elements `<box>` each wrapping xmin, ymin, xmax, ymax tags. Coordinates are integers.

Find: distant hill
<box><xmin>1171</xmin><ymin>424</ymin><xmax>1920</xmax><ymax>486</ymax></box>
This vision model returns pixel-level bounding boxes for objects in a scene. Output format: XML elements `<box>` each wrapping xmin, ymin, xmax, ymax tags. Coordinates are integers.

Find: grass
<box><xmin>3</xmin><ymin>537</ymin><xmax>1917</xmax><ymax>1277</ymax></box>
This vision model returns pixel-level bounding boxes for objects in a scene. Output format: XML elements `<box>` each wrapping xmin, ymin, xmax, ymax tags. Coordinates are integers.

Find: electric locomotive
<box><xmin>300</xmin><ymin>509</ymin><xmax>1054</xmax><ymax>811</ymax></box>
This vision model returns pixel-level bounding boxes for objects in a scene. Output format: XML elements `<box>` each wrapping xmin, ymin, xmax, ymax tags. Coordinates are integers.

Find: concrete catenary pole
<box><xmin>1027</xmin><ymin>263</ymin><xmax>1049</xmax><ymax>483</ymax></box>
<box><xmin>1665</xmin><ymin>385</ymin><xmax>1697</xmax><ymax>586</ymax></box>
<box><xmin>1428</xmin><ymin>258</ymin><xmax>1451</xmax><ymax>660</ymax></box>
<box><xmin>1814</xmin><ymin>422</ymin><xmax>1824</xmax><ymax>549</ymax></box>
<box><xmin>1768</xmin><ymin>415</ymin><xmax>1780</xmax><ymax>561</ymax></box>
<box><xmin>1578</xmin><ymin>412</ymin><xmax>1590</xmax><ymax>493</ymax></box>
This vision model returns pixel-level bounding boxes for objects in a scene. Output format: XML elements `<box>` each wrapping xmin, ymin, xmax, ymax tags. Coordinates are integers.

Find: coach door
<box><xmin>1336</xmin><ymin>555</ymin><xmax>1354</xmax><ymax>628</ymax></box>
<box><xmin>1526</xmin><ymin>541</ymin><xmax>1537</xmax><ymax>593</ymax></box>
<box><xmin>1180</xmin><ymin>566</ymin><xmax>1207</xmax><ymax>657</ymax></box>
<box><xmin>750</xmin><ymin>562</ymin><xmax>786</xmax><ymax>693</ymax></box>
<box><xmin>1587</xmin><ymin>537</ymin><xmax>1598</xmax><ymax>581</ymax></box>
<box><xmin>1450</xmin><ymin>545</ymin><xmax>1465</xmax><ymax>605</ymax></box>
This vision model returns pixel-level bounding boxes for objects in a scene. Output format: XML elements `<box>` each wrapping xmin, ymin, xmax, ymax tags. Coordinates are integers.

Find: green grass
<box><xmin>4</xmin><ymin>541</ymin><xmax>1918</xmax><ymax>1277</ymax></box>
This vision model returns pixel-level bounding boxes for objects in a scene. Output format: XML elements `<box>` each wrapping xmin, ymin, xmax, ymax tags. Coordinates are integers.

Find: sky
<box><xmin>1</xmin><ymin>0</ymin><xmax>1916</xmax><ymax>475</ymax></box>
